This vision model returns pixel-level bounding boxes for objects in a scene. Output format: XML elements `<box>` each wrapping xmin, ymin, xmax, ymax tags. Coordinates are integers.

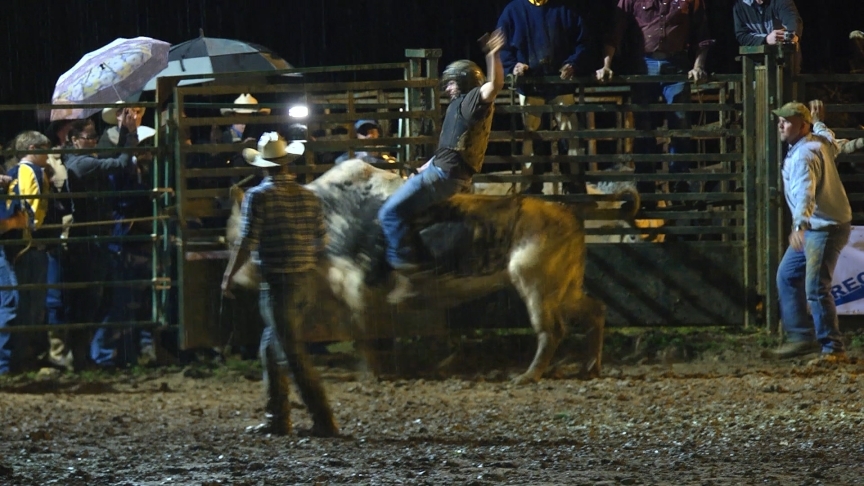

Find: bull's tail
<box><xmin>229</xmin><ymin>174</ymin><xmax>256</xmax><ymax>204</ymax></box>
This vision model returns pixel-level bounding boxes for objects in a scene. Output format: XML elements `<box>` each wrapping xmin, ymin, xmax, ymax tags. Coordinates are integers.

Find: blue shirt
<box><xmin>497</xmin><ymin>0</ymin><xmax>591</xmax><ymax>96</ymax></box>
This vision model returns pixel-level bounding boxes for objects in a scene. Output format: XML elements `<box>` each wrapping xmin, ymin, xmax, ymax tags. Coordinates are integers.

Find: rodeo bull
<box><xmin>227</xmin><ymin>159</ymin><xmax>640</xmax><ymax>385</ymax></box>
<box><xmin>472</xmin><ymin>165</ymin><xmax>665</xmax><ymax>243</ymax></box>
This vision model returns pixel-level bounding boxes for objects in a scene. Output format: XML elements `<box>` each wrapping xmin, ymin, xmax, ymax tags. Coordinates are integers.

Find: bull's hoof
<box><xmin>578</xmin><ymin>358</ymin><xmax>602</xmax><ymax>380</ymax></box>
<box><xmin>511</xmin><ymin>372</ymin><xmax>539</xmax><ymax>386</ymax></box>
<box><xmin>309</xmin><ymin>421</ymin><xmax>340</xmax><ymax>438</ymax></box>
<box><xmin>245</xmin><ymin>421</ymin><xmax>291</xmax><ymax>436</ymax></box>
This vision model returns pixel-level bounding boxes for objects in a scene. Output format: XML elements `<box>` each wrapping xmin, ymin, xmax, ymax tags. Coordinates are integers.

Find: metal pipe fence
<box><xmin>3</xmin><ymin>44</ymin><xmax>861</xmax><ymax>350</ymax></box>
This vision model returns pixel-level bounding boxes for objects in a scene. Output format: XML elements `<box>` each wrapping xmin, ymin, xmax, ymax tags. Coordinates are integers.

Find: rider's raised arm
<box><xmin>480</xmin><ymin>29</ymin><xmax>506</xmax><ymax>104</ymax></box>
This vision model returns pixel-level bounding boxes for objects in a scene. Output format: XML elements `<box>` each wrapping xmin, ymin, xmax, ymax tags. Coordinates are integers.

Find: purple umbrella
<box><xmin>50</xmin><ymin>36</ymin><xmax>170</xmax><ymax>121</ymax></box>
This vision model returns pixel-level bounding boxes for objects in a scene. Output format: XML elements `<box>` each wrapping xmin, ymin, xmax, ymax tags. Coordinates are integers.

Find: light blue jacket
<box><xmin>781</xmin><ymin>121</ymin><xmax>852</xmax><ymax>230</ymax></box>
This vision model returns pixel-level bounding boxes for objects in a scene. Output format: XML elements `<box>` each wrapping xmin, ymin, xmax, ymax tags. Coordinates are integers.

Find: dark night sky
<box><xmin>0</xmin><ymin>0</ymin><xmax>861</xmax><ymax>138</ymax></box>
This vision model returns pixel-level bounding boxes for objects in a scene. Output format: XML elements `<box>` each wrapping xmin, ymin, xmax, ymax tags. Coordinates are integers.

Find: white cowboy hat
<box><xmin>135</xmin><ymin>125</ymin><xmax>156</xmax><ymax>142</ymax></box>
<box><xmin>102</xmin><ymin>101</ymin><xmax>147</xmax><ymax>125</ymax></box>
<box><xmin>221</xmin><ymin>93</ymin><xmax>271</xmax><ymax>115</ymax></box>
<box><xmin>103</xmin><ymin>125</ymin><xmax>156</xmax><ymax>146</ymax></box>
<box><xmin>242</xmin><ymin>132</ymin><xmax>305</xmax><ymax>167</ymax></box>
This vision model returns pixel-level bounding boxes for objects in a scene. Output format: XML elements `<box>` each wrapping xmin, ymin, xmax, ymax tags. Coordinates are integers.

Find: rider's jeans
<box><xmin>378</xmin><ymin>163</ymin><xmax>471</xmax><ymax>268</ymax></box>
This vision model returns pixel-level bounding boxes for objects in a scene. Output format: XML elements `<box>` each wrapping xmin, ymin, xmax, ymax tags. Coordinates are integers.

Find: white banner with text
<box><xmin>833</xmin><ymin>226</ymin><xmax>864</xmax><ymax>314</ymax></box>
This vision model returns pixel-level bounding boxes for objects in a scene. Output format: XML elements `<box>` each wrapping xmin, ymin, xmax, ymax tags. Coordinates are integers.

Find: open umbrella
<box><xmin>50</xmin><ymin>36</ymin><xmax>170</xmax><ymax>121</ymax></box>
<box><xmin>142</xmin><ymin>30</ymin><xmax>295</xmax><ymax>91</ymax></box>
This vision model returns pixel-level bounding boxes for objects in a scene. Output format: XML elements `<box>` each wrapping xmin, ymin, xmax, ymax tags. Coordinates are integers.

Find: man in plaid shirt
<box><xmin>222</xmin><ymin>132</ymin><xmax>338</xmax><ymax>437</ymax></box>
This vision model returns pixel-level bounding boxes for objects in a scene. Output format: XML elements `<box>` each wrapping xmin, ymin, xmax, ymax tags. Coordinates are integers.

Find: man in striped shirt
<box><xmin>222</xmin><ymin>132</ymin><xmax>338</xmax><ymax>437</ymax></box>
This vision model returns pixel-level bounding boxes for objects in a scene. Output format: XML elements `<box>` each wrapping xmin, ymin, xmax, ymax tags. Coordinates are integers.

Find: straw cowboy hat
<box><xmin>102</xmin><ymin>101</ymin><xmax>147</xmax><ymax>125</ymax></box>
<box><xmin>242</xmin><ymin>132</ymin><xmax>305</xmax><ymax>167</ymax></box>
<box><xmin>221</xmin><ymin>93</ymin><xmax>271</xmax><ymax>115</ymax></box>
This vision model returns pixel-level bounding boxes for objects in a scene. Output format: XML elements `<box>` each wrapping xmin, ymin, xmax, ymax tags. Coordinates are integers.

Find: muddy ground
<box><xmin>1</xmin><ymin>329</ymin><xmax>864</xmax><ymax>486</ymax></box>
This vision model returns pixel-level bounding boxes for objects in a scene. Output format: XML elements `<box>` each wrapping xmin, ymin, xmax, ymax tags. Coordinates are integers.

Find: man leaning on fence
<box><xmin>598</xmin><ymin>0</ymin><xmax>713</xmax><ymax>201</ymax></box>
<box><xmin>221</xmin><ymin>132</ymin><xmax>338</xmax><ymax>437</ymax></box>
<box><xmin>496</xmin><ymin>0</ymin><xmax>593</xmax><ymax>195</ymax></box>
<box><xmin>768</xmin><ymin>100</ymin><xmax>852</xmax><ymax>363</ymax></box>
<box><xmin>62</xmin><ymin>115</ymin><xmax>141</xmax><ymax>371</ymax></box>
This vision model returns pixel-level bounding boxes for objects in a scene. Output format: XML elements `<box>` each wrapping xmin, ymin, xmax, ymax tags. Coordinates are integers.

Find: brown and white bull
<box><xmin>228</xmin><ymin>159</ymin><xmax>637</xmax><ymax>384</ymax></box>
<box><xmin>472</xmin><ymin>166</ymin><xmax>665</xmax><ymax>243</ymax></box>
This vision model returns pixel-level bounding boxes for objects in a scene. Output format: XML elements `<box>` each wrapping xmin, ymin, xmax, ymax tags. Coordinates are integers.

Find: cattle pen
<box><xmin>2</xmin><ymin>44</ymin><xmax>864</xmax><ymax>486</ymax></box>
<box><xmin>1</xmin><ymin>44</ymin><xmax>863</xmax><ymax>353</ymax></box>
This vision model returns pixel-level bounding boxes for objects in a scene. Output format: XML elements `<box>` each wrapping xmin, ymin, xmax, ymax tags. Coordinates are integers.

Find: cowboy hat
<box><xmin>102</xmin><ymin>101</ymin><xmax>147</xmax><ymax>125</ymax></box>
<box><xmin>221</xmin><ymin>93</ymin><xmax>271</xmax><ymax>115</ymax></box>
<box><xmin>242</xmin><ymin>132</ymin><xmax>305</xmax><ymax>167</ymax></box>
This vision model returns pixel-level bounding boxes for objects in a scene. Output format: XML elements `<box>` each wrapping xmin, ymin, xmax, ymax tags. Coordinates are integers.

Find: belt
<box><xmin>646</xmin><ymin>51</ymin><xmax>685</xmax><ymax>61</ymax></box>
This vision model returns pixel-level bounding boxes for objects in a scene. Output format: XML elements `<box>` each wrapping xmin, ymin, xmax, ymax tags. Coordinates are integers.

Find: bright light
<box><xmin>288</xmin><ymin>105</ymin><xmax>309</xmax><ymax>118</ymax></box>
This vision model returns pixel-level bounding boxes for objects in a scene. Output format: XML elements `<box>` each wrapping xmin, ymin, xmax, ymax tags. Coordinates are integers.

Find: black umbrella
<box><xmin>142</xmin><ymin>30</ymin><xmax>295</xmax><ymax>90</ymax></box>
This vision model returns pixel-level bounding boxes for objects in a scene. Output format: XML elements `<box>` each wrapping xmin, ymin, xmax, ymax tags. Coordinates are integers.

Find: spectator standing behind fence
<box><xmin>62</xmin><ymin>116</ymin><xmax>140</xmax><ymax>371</ymax></box>
<box><xmin>733</xmin><ymin>0</ymin><xmax>803</xmax><ymax>73</ymax></box>
<box><xmin>42</xmin><ymin>126</ymin><xmax>75</xmax><ymax>371</ymax></box>
<box><xmin>89</xmin><ymin>127</ymin><xmax>157</xmax><ymax>368</ymax></box>
<box><xmin>0</xmin><ymin>131</ymin><xmax>52</xmax><ymax>375</ymax></box>
<box><xmin>221</xmin><ymin>133</ymin><xmax>338</xmax><ymax>437</ymax></box>
<box><xmin>598</xmin><ymin>0</ymin><xmax>713</xmax><ymax>201</ymax></box>
<box><xmin>335</xmin><ymin>120</ymin><xmax>393</xmax><ymax>166</ymax></box>
<box><xmin>496</xmin><ymin>0</ymin><xmax>593</xmax><ymax>195</ymax></box>
<box><xmin>98</xmin><ymin>104</ymin><xmax>154</xmax><ymax>154</ymax></box>
<box><xmin>219</xmin><ymin>94</ymin><xmax>268</xmax><ymax>147</ymax></box>
<box><xmin>767</xmin><ymin>101</ymin><xmax>852</xmax><ymax>363</ymax></box>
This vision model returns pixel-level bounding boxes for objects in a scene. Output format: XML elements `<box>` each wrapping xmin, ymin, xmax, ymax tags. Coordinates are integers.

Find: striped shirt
<box><xmin>236</xmin><ymin>173</ymin><xmax>326</xmax><ymax>275</ymax></box>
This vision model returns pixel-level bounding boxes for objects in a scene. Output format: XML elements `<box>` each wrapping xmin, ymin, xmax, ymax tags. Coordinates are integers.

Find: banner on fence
<box><xmin>833</xmin><ymin>226</ymin><xmax>864</xmax><ymax>314</ymax></box>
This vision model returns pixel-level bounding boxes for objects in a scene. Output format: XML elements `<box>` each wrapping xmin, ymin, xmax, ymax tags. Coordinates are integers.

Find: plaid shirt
<box><xmin>236</xmin><ymin>173</ymin><xmax>326</xmax><ymax>275</ymax></box>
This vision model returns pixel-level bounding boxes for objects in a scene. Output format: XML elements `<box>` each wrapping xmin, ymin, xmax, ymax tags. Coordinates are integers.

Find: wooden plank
<box><xmin>179</xmin><ymin>109</ymin><xmax>438</xmax><ymax>127</ymax></box>
<box><xmin>473</xmin><ymin>172</ymin><xmax>742</xmax><ymax>182</ymax></box>
<box><xmin>488</xmin><ymin>128</ymin><xmax>744</xmax><ymax>141</ymax></box>
<box><xmin>176</xmin><ymin>78</ymin><xmax>437</xmax><ymax>97</ymax></box>
<box><xmin>480</xmin><ymin>153</ymin><xmax>743</xmax><ymax>164</ymax></box>
<box><xmin>495</xmin><ymin>103</ymin><xmax>741</xmax><ymax>114</ymax></box>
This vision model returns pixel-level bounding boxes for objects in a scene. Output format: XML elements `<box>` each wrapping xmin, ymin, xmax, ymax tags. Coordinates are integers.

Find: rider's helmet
<box><xmin>441</xmin><ymin>60</ymin><xmax>485</xmax><ymax>94</ymax></box>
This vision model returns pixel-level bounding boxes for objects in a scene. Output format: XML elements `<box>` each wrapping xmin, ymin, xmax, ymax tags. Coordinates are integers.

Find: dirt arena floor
<box><xmin>1</xmin><ymin>329</ymin><xmax>863</xmax><ymax>486</ymax></box>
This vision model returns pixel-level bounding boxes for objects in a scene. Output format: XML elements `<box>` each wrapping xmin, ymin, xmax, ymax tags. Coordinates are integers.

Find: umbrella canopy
<box><xmin>142</xmin><ymin>32</ymin><xmax>294</xmax><ymax>91</ymax></box>
<box><xmin>50</xmin><ymin>37</ymin><xmax>170</xmax><ymax>121</ymax></box>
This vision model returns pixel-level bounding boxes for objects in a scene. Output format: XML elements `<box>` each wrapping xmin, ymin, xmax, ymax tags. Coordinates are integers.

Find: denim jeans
<box><xmin>91</xmin><ymin>250</ymin><xmax>153</xmax><ymax>366</ymax></box>
<box><xmin>46</xmin><ymin>249</ymin><xmax>66</xmax><ymax>326</ymax></box>
<box><xmin>378</xmin><ymin>162</ymin><xmax>471</xmax><ymax>267</ymax></box>
<box><xmin>518</xmin><ymin>93</ymin><xmax>585</xmax><ymax>194</ymax></box>
<box><xmin>776</xmin><ymin>223</ymin><xmax>851</xmax><ymax>352</ymax></box>
<box><xmin>259</xmin><ymin>271</ymin><xmax>333</xmax><ymax>427</ymax></box>
<box><xmin>0</xmin><ymin>247</ymin><xmax>18</xmax><ymax>374</ymax></box>
<box><xmin>631</xmin><ymin>55</ymin><xmax>693</xmax><ymax>194</ymax></box>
